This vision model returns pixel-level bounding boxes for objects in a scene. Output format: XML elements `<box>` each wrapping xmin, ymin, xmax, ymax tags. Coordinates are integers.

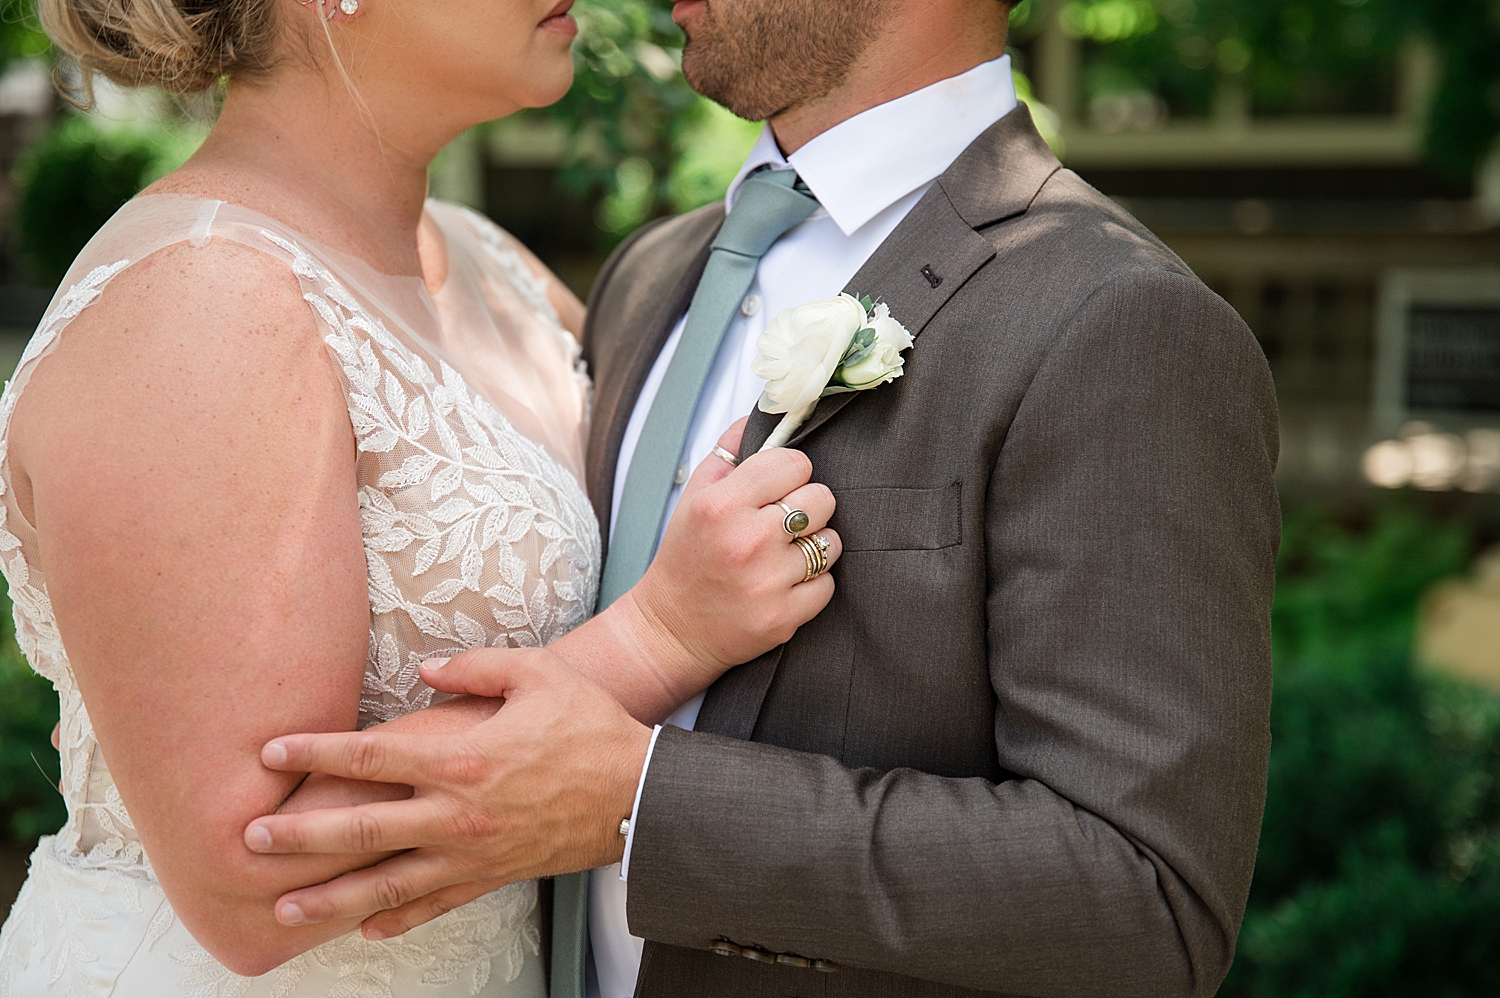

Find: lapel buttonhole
<box><xmin>920</xmin><ymin>265</ymin><xmax>943</xmax><ymax>289</ymax></box>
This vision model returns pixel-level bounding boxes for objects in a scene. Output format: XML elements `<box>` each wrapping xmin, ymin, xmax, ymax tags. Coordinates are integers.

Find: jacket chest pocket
<box><xmin>828</xmin><ymin>481</ymin><xmax>962</xmax><ymax>552</ymax></box>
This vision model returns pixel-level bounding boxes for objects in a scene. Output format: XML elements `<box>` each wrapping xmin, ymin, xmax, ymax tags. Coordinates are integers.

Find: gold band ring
<box><xmin>794</xmin><ymin>534</ymin><xmax>828</xmax><ymax>583</ymax></box>
<box><xmin>795</xmin><ymin>535</ymin><xmax>828</xmax><ymax>582</ymax></box>
<box><xmin>778</xmin><ymin>502</ymin><xmax>810</xmax><ymax>537</ymax></box>
<box><xmin>711</xmin><ymin>445</ymin><xmax>739</xmax><ymax>468</ymax></box>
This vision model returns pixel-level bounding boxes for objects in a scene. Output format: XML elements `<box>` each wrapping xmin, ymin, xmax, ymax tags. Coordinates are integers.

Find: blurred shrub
<box><xmin>539</xmin><ymin>0</ymin><xmax>705</xmax><ymax>241</ymax></box>
<box><xmin>0</xmin><ymin>0</ymin><xmax>48</xmax><ymax>68</ymax></box>
<box><xmin>13</xmin><ymin>116</ymin><xmax>202</xmax><ymax>287</ymax></box>
<box><xmin>1271</xmin><ymin>507</ymin><xmax>1471</xmax><ymax>668</ymax></box>
<box><xmin>1222</xmin><ymin>506</ymin><xmax>1500</xmax><ymax>997</ymax></box>
<box><xmin>0</xmin><ymin>590</ymin><xmax>60</xmax><ymax>845</ymax></box>
<box><xmin>664</xmin><ymin>99</ymin><xmax>761</xmax><ymax>215</ymax></box>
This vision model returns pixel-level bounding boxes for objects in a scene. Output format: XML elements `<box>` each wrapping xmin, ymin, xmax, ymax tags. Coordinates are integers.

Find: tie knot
<box><xmin>712</xmin><ymin>170</ymin><xmax>820</xmax><ymax>259</ymax></box>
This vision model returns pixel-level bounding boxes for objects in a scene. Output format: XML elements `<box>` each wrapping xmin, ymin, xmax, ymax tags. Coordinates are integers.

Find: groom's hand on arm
<box><xmin>244</xmin><ymin>649</ymin><xmax>651</xmax><ymax>935</ymax></box>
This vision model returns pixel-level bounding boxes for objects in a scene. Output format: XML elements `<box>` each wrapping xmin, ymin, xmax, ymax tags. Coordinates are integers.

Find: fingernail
<box><xmin>278</xmin><ymin>903</ymin><xmax>306</xmax><ymax>926</ymax></box>
<box><xmin>245</xmin><ymin>825</ymin><xmax>272</xmax><ymax>852</ymax></box>
<box><xmin>262</xmin><ymin>742</ymin><xmax>288</xmax><ymax>767</ymax></box>
<box><xmin>363</xmin><ymin>926</ymin><xmax>387</xmax><ymax>941</ymax></box>
<box><xmin>422</xmin><ymin>657</ymin><xmax>450</xmax><ymax>671</ymax></box>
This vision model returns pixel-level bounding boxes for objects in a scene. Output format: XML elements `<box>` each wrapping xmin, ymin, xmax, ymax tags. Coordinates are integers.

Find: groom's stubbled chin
<box><xmin>677</xmin><ymin>0</ymin><xmax>891</xmax><ymax>122</ymax></box>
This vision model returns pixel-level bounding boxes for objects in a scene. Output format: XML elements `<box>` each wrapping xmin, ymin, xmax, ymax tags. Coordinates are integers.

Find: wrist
<box><xmin>609</xmin><ymin>586</ymin><xmax>718</xmax><ymax>706</ymax></box>
<box><xmin>594</xmin><ymin>715</ymin><xmax>654</xmax><ymax>868</ymax></box>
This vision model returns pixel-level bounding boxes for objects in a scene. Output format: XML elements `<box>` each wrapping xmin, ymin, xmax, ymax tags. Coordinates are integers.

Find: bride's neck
<box><xmin>168</xmin><ymin>74</ymin><xmax>465</xmax><ymax>276</ymax></box>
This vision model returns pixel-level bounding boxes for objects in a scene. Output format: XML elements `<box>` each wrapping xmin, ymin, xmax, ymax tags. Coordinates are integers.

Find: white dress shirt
<box><xmin>587</xmin><ymin>55</ymin><xmax>1018</xmax><ymax>998</ymax></box>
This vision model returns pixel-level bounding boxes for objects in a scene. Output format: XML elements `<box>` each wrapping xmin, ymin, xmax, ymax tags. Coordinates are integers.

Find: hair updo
<box><xmin>39</xmin><ymin>0</ymin><xmax>280</xmax><ymax>101</ymax></box>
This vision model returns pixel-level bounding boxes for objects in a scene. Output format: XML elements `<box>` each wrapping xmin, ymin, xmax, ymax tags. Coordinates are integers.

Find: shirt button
<box><xmin>674</xmin><ymin>462</ymin><xmax>689</xmax><ymax>486</ymax></box>
<box><xmin>741</xmin><ymin>294</ymin><xmax>762</xmax><ymax>317</ymax></box>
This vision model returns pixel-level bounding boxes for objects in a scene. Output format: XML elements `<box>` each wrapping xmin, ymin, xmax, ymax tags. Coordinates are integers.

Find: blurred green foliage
<box><xmin>554</xmin><ymin>0</ymin><xmax>1500</xmax><ymax>240</ymax></box>
<box><xmin>13</xmin><ymin>115</ymin><xmax>204</xmax><ymax>286</ymax></box>
<box><xmin>9</xmin><ymin>0</ymin><xmax>1498</xmax><ymax>261</ymax></box>
<box><xmin>1020</xmin><ymin>0</ymin><xmax>1500</xmax><ymax>179</ymax></box>
<box><xmin>535</xmin><ymin>0</ymin><xmax>725</xmax><ymax>241</ymax></box>
<box><xmin>0</xmin><ymin>590</ymin><xmax>61</xmax><ymax>845</ymax></box>
<box><xmin>0</xmin><ymin>0</ymin><xmax>49</xmax><ymax>68</ymax></box>
<box><xmin>1223</xmin><ymin>506</ymin><xmax>1500</xmax><ymax>997</ymax></box>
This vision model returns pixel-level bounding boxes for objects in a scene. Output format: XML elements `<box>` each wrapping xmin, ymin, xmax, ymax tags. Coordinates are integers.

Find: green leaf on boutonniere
<box><xmin>838</xmin><ymin>326</ymin><xmax>877</xmax><ymax>369</ymax></box>
<box><xmin>858</xmin><ymin>294</ymin><xmax>876</xmax><ymax>313</ymax></box>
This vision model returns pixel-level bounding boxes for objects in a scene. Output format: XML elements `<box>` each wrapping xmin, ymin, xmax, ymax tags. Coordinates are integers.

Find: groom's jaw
<box><xmin>675</xmin><ymin>0</ymin><xmax>1008</xmax><ymax>153</ymax></box>
<box><xmin>677</xmin><ymin>0</ymin><xmax>890</xmax><ymax>126</ymax></box>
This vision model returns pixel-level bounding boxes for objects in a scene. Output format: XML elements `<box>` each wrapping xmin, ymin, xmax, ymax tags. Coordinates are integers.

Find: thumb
<box><xmin>419</xmin><ymin>647</ymin><xmax>556</xmax><ymax>699</ymax></box>
<box><xmin>677</xmin><ymin>416</ymin><xmax>749</xmax><ymax>504</ymax></box>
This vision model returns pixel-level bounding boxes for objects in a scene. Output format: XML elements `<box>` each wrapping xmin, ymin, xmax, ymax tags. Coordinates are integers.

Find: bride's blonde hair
<box><xmin>39</xmin><ymin>0</ymin><xmax>279</xmax><ymax>103</ymax></box>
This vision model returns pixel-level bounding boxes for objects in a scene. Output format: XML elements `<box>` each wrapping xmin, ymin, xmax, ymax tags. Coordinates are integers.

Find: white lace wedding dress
<box><xmin>0</xmin><ymin>195</ymin><xmax>602</xmax><ymax>997</ymax></box>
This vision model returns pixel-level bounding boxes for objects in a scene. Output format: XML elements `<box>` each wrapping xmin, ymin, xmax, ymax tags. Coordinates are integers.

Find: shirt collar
<box><xmin>724</xmin><ymin>55</ymin><xmax>1018</xmax><ymax>236</ymax></box>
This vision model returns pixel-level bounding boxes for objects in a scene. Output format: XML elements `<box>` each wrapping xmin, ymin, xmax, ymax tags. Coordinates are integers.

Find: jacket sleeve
<box><xmin>624</xmin><ymin>269</ymin><xmax>1281</xmax><ymax>997</ymax></box>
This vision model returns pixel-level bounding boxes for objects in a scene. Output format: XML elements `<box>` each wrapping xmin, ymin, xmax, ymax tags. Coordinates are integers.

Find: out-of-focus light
<box><xmin>1465</xmin><ymin>429</ymin><xmax>1500</xmax><ymax>493</ymax></box>
<box><xmin>1364</xmin><ymin>426</ymin><xmax>1500</xmax><ymax>493</ymax></box>
<box><xmin>1363</xmin><ymin>440</ymin><xmax>1414</xmax><ymax>488</ymax></box>
<box><xmin>1409</xmin><ymin>432</ymin><xmax>1469</xmax><ymax>490</ymax></box>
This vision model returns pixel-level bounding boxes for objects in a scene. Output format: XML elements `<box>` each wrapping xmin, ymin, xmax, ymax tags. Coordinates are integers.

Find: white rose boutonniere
<box><xmin>750</xmin><ymin>293</ymin><xmax>914</xmax><ymax>451</ymax></box>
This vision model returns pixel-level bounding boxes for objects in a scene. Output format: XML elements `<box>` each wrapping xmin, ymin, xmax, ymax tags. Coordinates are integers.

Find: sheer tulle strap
<box><xmin>189</xmin><ymin>199</ymin><xmax>223</xmax><ymax>247</ymax></box>
<box><xmin>15</xmin><ymin>193</ymin><xmax>588</xmax><ymax>481</ymax></box>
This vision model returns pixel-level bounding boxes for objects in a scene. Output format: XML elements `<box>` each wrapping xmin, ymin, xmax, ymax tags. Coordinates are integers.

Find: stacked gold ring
<box><xmin>794</xmin><ymin>533</ymin><xmax>829</xmax><ymax>583</ymax></box>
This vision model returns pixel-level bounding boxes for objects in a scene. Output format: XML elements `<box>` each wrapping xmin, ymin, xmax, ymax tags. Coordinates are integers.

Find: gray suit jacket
<box><xmin>580</xmin><ymin>105</ymin><xmax>1280</xmax><ymax>998</ymax></box>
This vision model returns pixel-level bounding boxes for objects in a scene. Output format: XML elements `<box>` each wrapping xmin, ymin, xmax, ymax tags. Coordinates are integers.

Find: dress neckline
<box><xmin>126</xmin><ymin>191</ymin><xmax>452</xmax><ymax>298</ymax></box>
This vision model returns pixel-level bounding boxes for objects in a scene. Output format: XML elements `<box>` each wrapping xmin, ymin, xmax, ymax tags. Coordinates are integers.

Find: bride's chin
<box><xmin>526</xmin><ymin>65</ymin><xmax>577</xmax><ymax>107</ymax></box>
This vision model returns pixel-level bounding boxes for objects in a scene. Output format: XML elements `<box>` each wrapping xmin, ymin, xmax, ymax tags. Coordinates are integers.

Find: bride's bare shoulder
<box><xmin>8</xmin><ymin>233</ymin><xmax>344</xmax><ymax>485</ymax></box>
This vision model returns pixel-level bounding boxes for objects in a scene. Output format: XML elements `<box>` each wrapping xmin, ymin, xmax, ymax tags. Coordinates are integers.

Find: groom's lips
<box><xmin>672</xmin><ymin>0</ymin><xmax>707</xmax><ymax>27</ymax></box>
<box><xmin>539</xmin><ymin>0</ymin><xmax>577</xmax><ymax>36</ymax></box>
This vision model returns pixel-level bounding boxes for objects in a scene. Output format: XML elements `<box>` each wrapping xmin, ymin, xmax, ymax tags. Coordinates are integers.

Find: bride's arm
<box><xmin>15</xmin><ymin>236</ymin><xmax>839</xmax><ymax>976</ymax></box>
<box><xmin>10</xmin><ymin>241</ymin><xmax>404</xmax><ymax>976</ymax></box>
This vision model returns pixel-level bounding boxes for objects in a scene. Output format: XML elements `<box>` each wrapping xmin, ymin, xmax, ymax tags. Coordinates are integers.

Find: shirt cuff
<box><xmin>618</xmin><ymin>724</ymin><xmax>662</xmax><ymax>883</ymax></box>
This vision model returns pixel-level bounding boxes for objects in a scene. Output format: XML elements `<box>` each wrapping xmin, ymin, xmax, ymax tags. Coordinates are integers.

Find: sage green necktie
<box><xmin>551</xmin><ymin>170</ymin><xmax>819</xmax><ymax>998</ymax></box>
<box><xmin>595</xmin><ymin>168</ymin><xmax>820</xmax><ymax>611</ymax></box>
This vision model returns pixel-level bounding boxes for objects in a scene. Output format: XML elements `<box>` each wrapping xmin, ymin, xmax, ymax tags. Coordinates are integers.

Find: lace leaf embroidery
<box><xmin>259</xmin><ymin>231</ymin><xmax>599</xmax><ymax>700</ymax></box>
<box><xmin>0</xmin><ymin>215</ymin><xmax>587</xmax><ymax>997</ymax></box>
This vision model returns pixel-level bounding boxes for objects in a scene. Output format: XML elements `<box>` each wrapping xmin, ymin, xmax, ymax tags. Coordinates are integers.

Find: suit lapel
<box><xmin>711</xmin><ymin>193</ymin><xmax>994</xmax><ymax>735</ymax></box>
<box><xmin>705</xmin><ymin>104</ymin><xmax>1063</xmax><ymax>741</ymax></box>
<box><xmin>738</xmin><ymin>105</ymin><xmax>1059</xmax><ymax>459</ymax></box>
<box><xmin>735</xmin><ymin>188</ymin><xmax>996</xmax><ymax>458</ymax></box>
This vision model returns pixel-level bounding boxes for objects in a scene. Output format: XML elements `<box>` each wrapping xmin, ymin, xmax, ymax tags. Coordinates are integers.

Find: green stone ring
<box><xmin>779</xmin><ymin>502</ymin><xmax>811</xmax><ymax>537</ymax></box>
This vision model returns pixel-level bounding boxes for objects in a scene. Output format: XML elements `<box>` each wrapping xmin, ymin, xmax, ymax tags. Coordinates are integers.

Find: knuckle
<box><xmin>730</xmin><ymin>543</ymin><xmax>757</xmax><ymax>573</ymax></box>
<box><xmin>372</xmin><ymin>873</ymin><xmax>413</xmax><ymax>911</ymax></box>
<box><xmin>516</xmin><ymin>647</ymin><xmax>554</xmax><ymax>673</ymax></box>
<box><xmin>278</xmin><ymin>821</ymin><xmax>306</xmax><ymax>853</ymax></box>
<box><xmin>346</xmin><ymin>734</ymin><xmax>384</xmax><ymax>780</ymax></box>
<box><xmin>448</xmin><ymin>804</ymin><xmax>497</xmax><ymax>845</ymax></box>
<box><xmin>440</xmin><ymin>742</ymin><xmax>485</xmax><ymax>787</ymax></box>
<box><xmin>347</xmin><ymin>812</ymin><xmax>383</xmax><ymax>853</ymax></box>
<box><xmin>699</xmin><ymin>489</ymin><xmax>735</xmax><ymax>524</ymax></box>
<box><xmin>722</xmin><ymin>532</ymin><xmax>757</xmax><ymax>572</ymax></box>
<box><xmin>786</xmin><ymin>449</ymin><xmax>813</xmax><ymax>482</ymax></box>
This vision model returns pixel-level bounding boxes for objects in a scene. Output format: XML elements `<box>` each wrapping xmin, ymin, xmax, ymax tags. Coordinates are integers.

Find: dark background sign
<box><xmin>1407</xmin><ymin>306</ymin><xmax>1500</xmax><ymax>412</ymax></box>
